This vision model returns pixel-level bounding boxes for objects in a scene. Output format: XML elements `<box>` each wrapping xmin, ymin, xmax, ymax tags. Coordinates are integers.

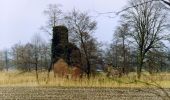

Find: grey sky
<box><xmin>0</xmin><ymin>0</ymin><xmax>128</xmax><ymax>50</ymax></box>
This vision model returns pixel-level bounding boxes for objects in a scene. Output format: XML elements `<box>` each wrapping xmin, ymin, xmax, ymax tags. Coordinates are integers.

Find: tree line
<box><xmin>0</xmin><ymin>0</ymin><xmax>170</xmax><ymax>79</ymax></box>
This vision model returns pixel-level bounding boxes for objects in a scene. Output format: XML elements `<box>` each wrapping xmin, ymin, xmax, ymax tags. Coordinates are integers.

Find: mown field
<box><xmin>0</xmin><ymin>71</ymin><xmax>170</xmax><ymax>99</ymax></box>
<box><xmin>0</xmin><ymin>87</ymin><xmax>169</xmax><ymax>100</ymax></box>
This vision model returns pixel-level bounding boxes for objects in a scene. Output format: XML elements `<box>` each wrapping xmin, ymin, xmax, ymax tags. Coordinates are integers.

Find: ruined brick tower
<box><xmin>51</xmin><ymin>26</ymin><xmax>81</xmax><ymax>67</ymax></box>
<box><xmin>52</xmin><ymin>26</ymin><xmax>69</xmax><ymax>63</ymax></box>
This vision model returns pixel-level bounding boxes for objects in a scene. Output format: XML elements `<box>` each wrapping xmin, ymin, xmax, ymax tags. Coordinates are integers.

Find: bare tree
<box><xmin>4</xmin><ymin>49</ymin><xmax>9</xmax><ymax>71</ymax></box>
<box><xmin>12</xmin><ymin>43</ymin><xmax>33</xmax><ymax>71</ymax></box>
<box><xmin>39</xmin><ymin>43</ymin><xmax>51</xmax><ymax>71</ymax></box>
<box><xmin>31</xmin><ymin>33</ymin><xmax>44</xmax><ymax>84</ymax></box>
<box><xmin>42</xmin><ymin>4</ymin><xmax>62</xmax><ymax>35</ymax></box>
<box><xmin>24</xmin><ymin>43</ymin><xmax>34</xmax><ymax>71</ymax></box>
<box><xmin>0</xmin><ymin>49</ymin><xmax>11</xmax><ymax>71</ymax></box>
<box><xmin>114</xmin><ymin>24</ymin><xmax>130</xmax><ymax>74</ymax></box>
<box><xmin>11</xmin><ymin>39</ymin><xmax>50</xmax><ymax>74</ymax></box>
<box><xmin>146</xmin><ymin>48</ymin><xmax>168</xmax><ymax>74</ymax></box>
<box><xmin>122</xmin><ymin>0</ymin><xmax>168</xmax><ymax>78</ymax></box>
<box><xmin>12</xmin><ymin>44</ymin><xmax>28</xmax><ymax>71</ymax></box>
<box><xmin>64</xmin><ymin>9</ymin><xmax>97</xmax><ymax>78</ymax></box>
<box><xmin>83</xmin><ymin>37</ymin><xmax>103</xmax><ymax>76</ymax></box>
<box><xmin>42</xmin><ymin>4</ymin><xmax>63</xmax><ymax>82</ymax></box>
<box><xmin>0</xmin><ymin>51</ymin><xmax>4</xmax><ymax>70</ymax></box>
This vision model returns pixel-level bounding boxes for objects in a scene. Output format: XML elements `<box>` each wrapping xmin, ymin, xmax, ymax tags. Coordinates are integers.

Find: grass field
<box><xmin>0</xmin><ymin>71</ymin><xmax>170</xmax><ymax>100</ymax></box>
<box><xmin>0</xmin><ymin>71</ymin><xmax>170</xmax><ymax>88</ymax></box>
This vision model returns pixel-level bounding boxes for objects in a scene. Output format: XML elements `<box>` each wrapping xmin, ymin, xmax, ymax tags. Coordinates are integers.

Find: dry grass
<box><xmin>0</xmin><ymin>71</ymin><xmax>170</xmax><ymax>88</ymax></box>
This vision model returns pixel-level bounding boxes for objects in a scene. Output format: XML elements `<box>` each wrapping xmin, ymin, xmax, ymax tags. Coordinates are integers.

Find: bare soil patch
<box><xmin>0</xmin><ymin>87</ymin><xmax>169</xmax><ymax>100</ymax></box>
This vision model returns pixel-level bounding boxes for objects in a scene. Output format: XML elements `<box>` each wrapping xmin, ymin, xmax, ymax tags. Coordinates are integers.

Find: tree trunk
<box><xmin>137</xmin><ymin>50</ymin><xmax>144</xmax><ymax>79</ymax></box>
<box><xmin>47</xmin><ymin>38</ymin><xmax>53</xmax><ymax>84</ymax></box>
<box><xmin>115</xmin><ymin>41</ymin><xmax>118</xmax><ymax>68</ymax></box>
<box><xmin>35</xmin><ymin>63</ymin><xmax>39</xmax><ymax>84</ymax></box>
<box><xmin>122</xmin><ymin>36</ymin><xmax>126</xmax><ymax>74</ymax></box>
<box><xmin>86</xmin><ymin>58</ymin><xmax>91</xmax><ymax>79</ymax></box>
<box><xmin>5</xmin><ymin>50</ymin><xmax>8</xmax><ymax>72</ymax></box>
<box><xmin>46</xmin><ymin>59</ymin><xmax>53</xmax><ymax>84</ymax></box>
<box><xmin>80</xmin><ymin>38</ymin><xmax>91</xmax><ymax>79</ymax></box>
<box><xmin>137</xmin><ymin>59</ymin><xmax>143</xmax><ymax>79</ymax></box>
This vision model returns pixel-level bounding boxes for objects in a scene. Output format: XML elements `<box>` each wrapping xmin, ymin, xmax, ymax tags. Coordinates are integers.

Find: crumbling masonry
<box><xmin>50</xmin><ymin>26</ymin><xmax>81</xmax><ymax>69</ymax></box>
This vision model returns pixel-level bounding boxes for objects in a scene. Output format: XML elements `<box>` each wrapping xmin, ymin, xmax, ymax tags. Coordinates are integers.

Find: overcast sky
<box><xmin>0</xmin><ymin>0</ymin><xmax>128</xmax><ymax>50</ymax></box>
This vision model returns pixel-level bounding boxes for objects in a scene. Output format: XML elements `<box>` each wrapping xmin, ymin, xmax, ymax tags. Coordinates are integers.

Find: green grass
<box><xmin>0</xmin><ymin>71</ymin><xmax>170</xmax><ymax>88</ymax></box>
